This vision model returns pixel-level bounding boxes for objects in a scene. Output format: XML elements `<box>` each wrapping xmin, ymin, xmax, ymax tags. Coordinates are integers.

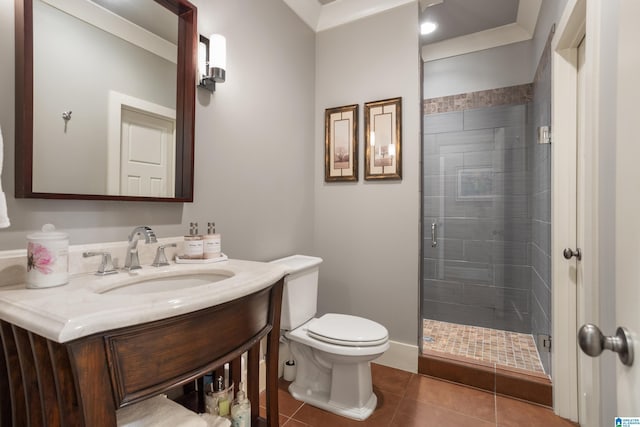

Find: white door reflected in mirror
<box><xmin>118</xmin><ymin>108</ymin><xmax>175</xmax><ymax>198</ymax></box>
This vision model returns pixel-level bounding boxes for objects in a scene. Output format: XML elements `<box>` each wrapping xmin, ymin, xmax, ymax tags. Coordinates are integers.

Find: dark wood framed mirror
<box><xmin>14</xmin><ymin>0</ymin><xmax>197</xmax><ymax>202</ymax></box>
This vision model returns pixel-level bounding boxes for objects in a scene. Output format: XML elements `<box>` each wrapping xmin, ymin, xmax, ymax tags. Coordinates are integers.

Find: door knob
<box><xmin>578</xmin><ymin>323</ymin><xmax>634</xmax><ymax>366</ymax></box>
<box><xmin>563</xmin><ymin>248</ymin><xmax>582</xmax><ymax>260</ymax></box>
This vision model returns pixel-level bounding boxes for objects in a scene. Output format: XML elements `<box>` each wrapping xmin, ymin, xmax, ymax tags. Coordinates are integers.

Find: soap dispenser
<box><xmin>183</xmin><ymin>222</ymin><xmax>203</xmax><ymax>259</ymax></box>
<box><xmin>230</xmin><ymin>382</ymin><xmax>251</xmax><ymax>427</ymax></box>
<box><xmin>203</xmin><ymin>222</ymin><xmax>221</xmax><ymax>259</ymax></box>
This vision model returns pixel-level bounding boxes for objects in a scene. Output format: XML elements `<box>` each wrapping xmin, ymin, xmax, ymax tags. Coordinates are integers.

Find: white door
<box><xmin>612</xmin><ymin>0</ymin><xmax>640</xmax><ymax>415</ymax></box>
<box><xmin>120</xmin><ymin>107</ymin><xmax>175</xmax><ymax>197</ymax></box>
<box><xmin>575</xmin><ymin>0</ymin><xmax>640</xmax><ymax>420</ymax></box>
<box><xmin>556</xmin><ymin>0</ymin><xmax>640</xmax><ymax>422</ymax></box>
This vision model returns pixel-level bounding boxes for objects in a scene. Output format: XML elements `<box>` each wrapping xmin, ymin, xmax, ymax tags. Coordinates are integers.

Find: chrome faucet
<box><xmin>124</xmin><ymin>226</ymin><xmax>158</xmax><ymax>271</ymax></box>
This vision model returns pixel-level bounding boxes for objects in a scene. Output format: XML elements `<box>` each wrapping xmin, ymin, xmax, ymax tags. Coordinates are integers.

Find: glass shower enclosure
<box><xmin>420</xmin><ymin>81</ymin><xmax>552</xmax><ymax>375</ymax></box>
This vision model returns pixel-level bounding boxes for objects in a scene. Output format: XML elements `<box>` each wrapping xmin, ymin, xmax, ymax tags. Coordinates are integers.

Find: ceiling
<box><xmin>287</xmin><ymin>0</ymin><xmax>541</xmax><ymax>61</ymax></box>
<box><xmin>420</xmin><ymin>0</ymin><xmax>519</xmax><ymax>45</ymax></box>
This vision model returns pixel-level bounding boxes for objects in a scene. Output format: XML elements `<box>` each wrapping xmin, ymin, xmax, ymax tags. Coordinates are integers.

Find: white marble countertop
<box><xmin>0</xmin><ymin>259</ymin><xmax>287</xmax><ymax>343</ymax></box>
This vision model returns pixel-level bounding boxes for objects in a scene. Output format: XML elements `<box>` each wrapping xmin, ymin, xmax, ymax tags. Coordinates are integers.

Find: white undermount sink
<box><xmin>99</xmin><ymin>272</ymin><xmax>234</xmax><ymax>295</ymax></box>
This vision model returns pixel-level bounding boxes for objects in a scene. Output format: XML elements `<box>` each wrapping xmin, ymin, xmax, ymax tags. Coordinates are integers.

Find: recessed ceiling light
<box><xmin>421</xmin><ymin>21</ymin><xmax>437</xmax><ymax>35</ymax></box>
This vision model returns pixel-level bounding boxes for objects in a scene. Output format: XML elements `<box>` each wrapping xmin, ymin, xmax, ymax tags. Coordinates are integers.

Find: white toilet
<box><xmin>270</xmin><ymin>255</ymin><xmax>389</xmax><ymax>421</ymax></box>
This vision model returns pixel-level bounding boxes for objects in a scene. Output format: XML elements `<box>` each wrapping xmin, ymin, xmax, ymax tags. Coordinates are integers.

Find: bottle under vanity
<box><xmin>231</xmin><ymin>382</ymin><xmax>251</xmax><ymax>427</ymax></box>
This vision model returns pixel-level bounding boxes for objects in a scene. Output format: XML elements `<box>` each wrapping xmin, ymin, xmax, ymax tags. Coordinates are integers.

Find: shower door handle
<box><xmin>431</xmin><ymin>222</ymin><xmax>437</xmax><ymax>247</ymax></box>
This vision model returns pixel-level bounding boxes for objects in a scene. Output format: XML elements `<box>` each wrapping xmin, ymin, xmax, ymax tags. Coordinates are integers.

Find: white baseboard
<box><xmin>373</xmin><ymin>340</ymin><xmax>419</xmax><ymax>373</ymax></box>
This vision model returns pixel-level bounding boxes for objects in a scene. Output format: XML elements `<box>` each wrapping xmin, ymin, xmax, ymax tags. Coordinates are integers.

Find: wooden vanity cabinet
<box><xmin>0</xmin><ymin>278</ymin><xmax>283</xmax><ymax>427</ymax></box>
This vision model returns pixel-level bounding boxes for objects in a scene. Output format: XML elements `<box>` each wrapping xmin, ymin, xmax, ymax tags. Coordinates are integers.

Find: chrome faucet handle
<box><xmin>152</xmin><ymin>243</ymin><xmax>177</xmax><ymax>267</ymax></box>
<box><xmin>83</xmin><ymin>251</ymin><xmax>118</xmax><ymax>276</ymax></box>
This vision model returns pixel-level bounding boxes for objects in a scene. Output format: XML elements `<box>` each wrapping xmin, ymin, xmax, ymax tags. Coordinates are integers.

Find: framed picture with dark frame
<box><xmin>325</xmin><ymin>104</ymin><xmax>358</xmax><ymax>182</ymax></box>
<box><xmin>364</xmin><ymin>97</ymin><xmax>402</xmax><ymax>180</ymax></box>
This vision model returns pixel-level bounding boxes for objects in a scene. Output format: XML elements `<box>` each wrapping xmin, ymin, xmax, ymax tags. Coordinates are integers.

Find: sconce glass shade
<box><xmin>198</xmin><ymin>40</ymin><xmax>207</xmax><ymax>78</ymax></box>
<box><xmin>197</xmin><ymin>33</ymin><xmax>226</xmax><ymax>92</ymax></box>
<box><xmin>209</xmin><ymin>34</ymin><xmax>226</xmax><ymax>82</ymax></box>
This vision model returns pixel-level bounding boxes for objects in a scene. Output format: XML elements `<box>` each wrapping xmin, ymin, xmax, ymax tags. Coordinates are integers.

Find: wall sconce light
<box><xmin>198</xmin><ymin>34</ymin><xmax>226</xmax><ymax>92</ymax></box>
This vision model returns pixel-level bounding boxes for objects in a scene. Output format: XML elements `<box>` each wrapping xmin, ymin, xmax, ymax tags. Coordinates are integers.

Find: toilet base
<box><xmin>288</xmin><ymin>382</ymin><xmax>377</xmax><ymax>421</ymax></box>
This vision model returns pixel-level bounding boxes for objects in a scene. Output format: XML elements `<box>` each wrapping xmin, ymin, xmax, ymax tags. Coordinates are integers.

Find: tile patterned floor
<box><xmin>422</xmin><ymin>319</ymin><xmax>546</xmax><ymax>374</ymax></box>
<box><xmin>260</xmin><ymin>363</ymin><xmax>576</xmax><ymax>426</ymax></box>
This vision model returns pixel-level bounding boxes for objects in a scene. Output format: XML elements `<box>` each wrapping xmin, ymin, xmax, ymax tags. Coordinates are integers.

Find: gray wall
<box><xmin>0</xmin><ymin>0</ymin><xmax>316</xmax><ymax>264</ymax></box>
<box><xmin>314</xmin><ymin>3</ymin><xmax>421</xmax><ymax>345</ymax></box>
<box><xmin>423</xmin><ymin>41</ymin><xmax>534</xmax><ymax>99</ymax></box>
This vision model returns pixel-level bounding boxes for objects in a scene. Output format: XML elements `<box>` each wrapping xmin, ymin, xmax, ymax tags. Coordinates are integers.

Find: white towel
<box><xmin>0</xmin><ymin>126</ymin><xmax>9</xmax><ymax>228</ymax></box>
<box><xmin>199</xmin><ymin>413</ymin><xmax>231</xmax><ymax>427</ymax></box>
<box><xmin>116</xmin><ymin>395</ymin><xmax>208</xmax><ymax>427</ymax></box>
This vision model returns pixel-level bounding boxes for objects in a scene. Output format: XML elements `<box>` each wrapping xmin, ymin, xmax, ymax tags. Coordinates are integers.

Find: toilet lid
<box><xmin>306</xmin><ymin>313</ymin><xmax>388</xmax><ymax>347</ymax></box>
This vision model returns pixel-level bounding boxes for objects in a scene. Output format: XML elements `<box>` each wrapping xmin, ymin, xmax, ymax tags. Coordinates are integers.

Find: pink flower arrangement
<box><xmin>27</xmin><ymin>242</ymin><xmax>55</xmax><ymax>275</ymax></box>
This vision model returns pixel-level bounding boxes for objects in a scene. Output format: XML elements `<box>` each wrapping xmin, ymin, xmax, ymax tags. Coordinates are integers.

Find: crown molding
<box><xmin>284</xmin><ymin>0</ymin><xmax>416</xmax><ymax>32</ymax></box>
<box><xmin>41</xmin><ymin>0</ymin><xmax>177</xmax><ymax>63</ymax></box>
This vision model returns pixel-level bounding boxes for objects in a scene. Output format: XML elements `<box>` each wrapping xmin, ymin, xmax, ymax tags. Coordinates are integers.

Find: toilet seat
<box><xmin>286</xmin><ymin>320</ymin><xmax>389</xmax><ymax>357</ymax></box>
<box><xmin>306</xmin><ymin>313</ymin><xmax>388</xmax><ymax>347</ymax></box>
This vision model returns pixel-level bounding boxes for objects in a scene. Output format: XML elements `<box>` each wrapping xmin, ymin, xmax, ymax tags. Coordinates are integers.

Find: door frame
<box><xmin>552</xmin><ymin>0</ymin><xmax>604</xmax><ymax>424</ymax></box>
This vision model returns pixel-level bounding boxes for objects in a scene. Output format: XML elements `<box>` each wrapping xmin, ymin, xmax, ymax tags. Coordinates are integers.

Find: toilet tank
<box><xmin>270</xmin><ymin>255</ymin><xmax>323</xmax><ymax>330</ymax></box>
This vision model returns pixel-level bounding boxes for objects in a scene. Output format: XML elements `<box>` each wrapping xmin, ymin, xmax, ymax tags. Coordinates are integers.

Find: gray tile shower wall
<box><xmin>422</xmin><ymin>100</ymin><xmax>532</xmax><ymax>334</ymax></box>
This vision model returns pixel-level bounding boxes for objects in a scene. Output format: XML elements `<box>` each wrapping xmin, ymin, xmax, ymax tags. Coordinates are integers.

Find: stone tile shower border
<box><xmin>423</xmin><ymin>84</ymin><xmax>533</xmax><ymax>115</ymax></box>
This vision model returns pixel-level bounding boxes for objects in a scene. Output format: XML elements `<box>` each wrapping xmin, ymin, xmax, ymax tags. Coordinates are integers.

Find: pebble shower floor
<box><xmin>422</xmin><ymin>319</ymin><xmax>546</xmax><ymax>374</ymax></box>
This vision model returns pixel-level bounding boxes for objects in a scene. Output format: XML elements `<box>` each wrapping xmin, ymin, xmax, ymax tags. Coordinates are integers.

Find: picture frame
<box><xmin>325</xmin><ymin>104</ymin><xmax>358</xmax><ymax>182</ymax></box>
<box><xmin>364</xmin><ymin>97</ymin><xmax>402</xmax><ymax>180</ymax></box>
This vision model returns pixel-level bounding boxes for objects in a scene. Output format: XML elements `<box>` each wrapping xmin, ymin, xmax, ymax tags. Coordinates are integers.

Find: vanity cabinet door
<box><xmin>105</xmin><ymin>287</ymin><xmax>272</xmax><ymax>407</ymax></box>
